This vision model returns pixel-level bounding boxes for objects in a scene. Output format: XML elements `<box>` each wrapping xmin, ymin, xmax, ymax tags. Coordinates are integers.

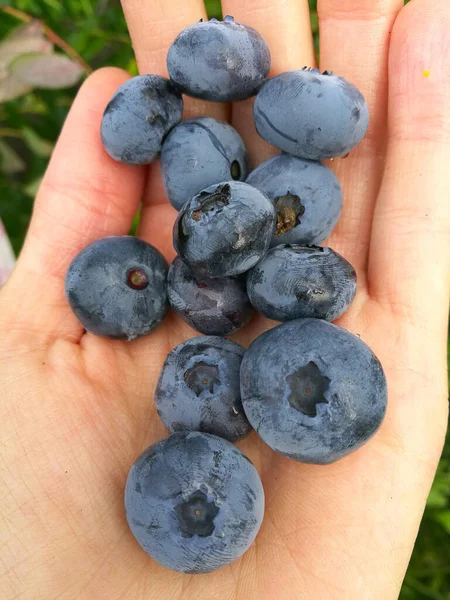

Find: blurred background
<box><xmin>0</xmin><ymin>1</ymin><xmax>448</xmax><ymax>597</ymax></box>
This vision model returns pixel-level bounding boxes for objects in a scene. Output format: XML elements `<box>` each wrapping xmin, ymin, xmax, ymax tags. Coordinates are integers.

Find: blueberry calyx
<box><xmin>273</xmin><ymin>191</ymin><xmax>305</xmax><ymax>236</ymax></box>
<box><xmin>174</xmin><ymin>489</ymin><xmax>220</xmax><ymax>538</ymax></box>
<box><xmin>223</xmin><ymin>15</ymin><xmax>235</xmax><ymax>22</ymax></box>
<box><xmin>286</xmin><ymin>361</ymin><xmax>330</xmax><ymax>417</ymax></box>
<box><xmin>184</xmin><ymin>361</ymin><xmax>220</xmax><ymax>396</ymax></box>
<box><xmin>126</xmin><ymin>268</ymin><xmax>149</xmax><ymax>290</ymax></box>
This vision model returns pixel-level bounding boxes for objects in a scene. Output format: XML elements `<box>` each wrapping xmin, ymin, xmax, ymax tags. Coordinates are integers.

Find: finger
<box><xmin>369</xmin><ymin>0</ymin><xmax>450</xmax><ymax>330</ymax></box>
<box><xmin>318</xmin><ymin>0</ymin><xmax>404</xmax><ymax>280</ymax></box>
<box><xmin>223</xmin><ymin>0</ymin><xmax>316</xmax><ymax>165</ymax></box>
<box><xmin>3</xmin><ymin>68</ymin><xmax>146</xmax><ymax>341</ymax></box>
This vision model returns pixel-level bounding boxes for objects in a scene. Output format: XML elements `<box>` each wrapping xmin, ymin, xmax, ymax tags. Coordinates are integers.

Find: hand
<box><xmin>1</xmin><ymin>0</ymin><xmax>449</xmax><ymax>598</ymax></box>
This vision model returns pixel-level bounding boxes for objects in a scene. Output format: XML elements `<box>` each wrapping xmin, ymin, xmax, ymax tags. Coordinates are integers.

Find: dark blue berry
<box><xmin>173</xmin><ymin>181</ymin><xmax>276</xmax><ymax>278</ymax></box>
<box><xmin>101</xmin><ymin>75</ymin><xmax>183</xmax><ymax>165</ymax></box>
<box><xmin>155</xmin><ymin>336</ymin><xmax>251</xmax><ymax>441</ymax></box>
<box><xmin>65</xmin><ymin>236</ymin><xmax>168</xmax><ymax>340</ymax></box>
<box><xmin>246</xmin><ymin>153</ymin><xmax>342</xmax><ymax>246</ymax></box>
<box><xmin>246</xmin><ymin>245</ymin><xmax>356</xmax><ymax>322</ymax></box>
<box><xmin>167</xmin><ymin>16</ymin><xmax>271</xmax><ymax>102</ymax></box>
<box><xmin>161</xmin><ymin>117</ymin><xmax>249</xmax><ymax>210</ymax></box>
<box><xmin>240</xmin><ymin>319</ymin><xmax>387</xmax><ymax>464</ymax></box>
<box><xmin>125</xmin><ymin>432</ymin><xmax>264</xmax><ymax>573</ymax></box>
<box><xmin>253</xmin><ymin>69</ymin><xmax>369</xmax><ymax>159</ymax></box>
<box><xmin>167</xmin><ymin>257</ymin><xmax>254</xmax><ymax>335</ymax></box>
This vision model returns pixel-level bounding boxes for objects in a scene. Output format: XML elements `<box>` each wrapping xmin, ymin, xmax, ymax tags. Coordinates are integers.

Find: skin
<box><xmin>0</xmin><ymin>0</ymin><xmax>449</xmax><ymax>598</ymax></box>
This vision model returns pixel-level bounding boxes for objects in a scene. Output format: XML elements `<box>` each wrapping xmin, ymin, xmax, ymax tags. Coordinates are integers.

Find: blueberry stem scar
<box><xmin>126</xmin><ymin>268</ymin><xmax>149</xmax><ymax>290</ymax></box>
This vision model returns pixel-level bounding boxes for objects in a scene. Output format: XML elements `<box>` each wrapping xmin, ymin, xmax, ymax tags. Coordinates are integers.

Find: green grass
<box><xmin>0</xmin><ymin>2</ymin><xmax>448</xmax><ymax>597</ymax></box>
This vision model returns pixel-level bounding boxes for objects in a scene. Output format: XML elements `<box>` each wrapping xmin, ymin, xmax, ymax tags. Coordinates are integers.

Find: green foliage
<box><xmin>0</xmin><ymin>3</ymin><xmax>448</xmax><ymax>598</ymax></box>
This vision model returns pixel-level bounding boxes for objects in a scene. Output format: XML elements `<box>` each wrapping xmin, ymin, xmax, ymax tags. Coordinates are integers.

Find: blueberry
<box><xmin>240</xmin><ymin>319</ymin><xmax>387</xmax><ymax>464</ymax></box>
<box><xmin>125</xmin><ymin>432</ymin><xmax>264</xmax><ymax>573</ymax></box>
<box><xmin>246</xmin><ymin>245</ymin><xmax>356</xmax><ymax>322</ymax></box>
<box><xmin>253</xmin><ymin>69</ymin><xmax>369</xmax><ymax>159</ymax></box>
<box><xmin>100</xmin><ymin>75</ymin><xmax>183</xmax><ymax>165</ymax></box>
<box><xmin>161</xmin><ymin>117</ymin><xmax>249</xmax><ymax>210</ymax></box>
<box><xmin>173</xmin><ymin>181</ymin><xmax>276</xmax><ymax>278</ymax></box>
<box><xmin>155</xmin><ymin>335</ymin><xmax>251</xmax><ymax>441</ymax></box>
<box><xmin>167</xmin><ymin>15</ymin><xmax>271</xmax><ymax>102</ymax></box>
<box><xmin>65</xmin><ymin>236</ymin><xmax>168</xmax><ymax>340</ymax></box>
<box><xmin>167</xmin><ymin>257</ymin><xmax>254</xmax><ymax>335</ymax></box>
<box><xmin>246</xmin><ymin>153</ymin><xmax>343</xmax><ymax>246</ymax></box>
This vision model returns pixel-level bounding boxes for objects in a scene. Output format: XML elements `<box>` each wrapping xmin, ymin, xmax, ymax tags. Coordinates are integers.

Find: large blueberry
<box><xmin>125</xmin><ymin>432</ymin><xmax>264</xmax><ymax>573</ymax></box>
<box><xmin>241</xmin><ymin>319</ymin><xmax>387</xmax><ymax>464</ymax></box>
<box><xmin>173</xmin><ymin>181</ymin><xmax>276</xmax><ymax>278</ymax></box>
<box><xmin>65</xmin><ymin>236</ymin><xmax>168</xmax><ymax>340</ymax></box>
<box><xmin>253</xmin><ymin>69</ymin><xmax>369</xmax><ymax>159</ymax></box>
<box><xmin>101</xmin><ymin>75</ymin><xmax>183</xmax><ymax>165</ymax></box>
<box><xmin>246</xmin><ymin>245</ymin><xmax>356</xmax><ymax>322</ymax></box>
<box><xmin>167</xmin><ymin>257</ymin><xmax>254</xmax><ymax>335</ymax></box>
<box><xmin>246</xmin><ymin>153</ymin><xmax>343</xmax><ymax>246</ymax></box>
<box><xmin>155</xmin><ymin>336</ymin><xmax>251</xmax><ymax>441</ymax></box>
<box><xmin>167</xmin><ymin>16</ymin><xmax>271</xmax><ymax>102</ymax></box>
<box><xmin>161</xmin><ymin>117</ymin><xmax>249</xmax><ymax>210</ymax></box>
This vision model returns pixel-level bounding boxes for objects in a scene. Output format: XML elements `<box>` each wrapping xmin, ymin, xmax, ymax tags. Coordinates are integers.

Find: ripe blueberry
<box><xmin>240</xmin><ymin>319</ymin><xmax>387</xmax><ymax>464</ymax></box>
<box><xmin>167</xmin><ymin>257</ymin><xmax>254</xmax><ymax>335</ymax></box>
<box><xmin>173</xmin><ymin>181</ymin><xmax>276</xmax><ymax>278</ymax></box>
<box><xmin>246</xmin><ymin>245</ymin><xmax>356</xmax><ymax>322</ymax></box>
<box><xmin>161</xmin><ymin>117</ymin><xmax>249</xmax><ymax>210</ymax></box>
<box><xmin>125</xmin><ymin>432</ymin><xmax>264</xmax><ymax>573</ymax></box>
<box><xmin>253</xmin><ymin>69</ymin><xmax>369</xmax><ymax>159</ymax></box>
<box><xmin>167</xmin><ymin>16</ymin><xmax>271</xmax><ymax>102</ymax></box>
<box><xmin>155</xmin><ymin>335</ymin><xmax>251</xmax><ymax>442</ymax></box>
<box><xmin>246</xmin><ymin>153</ymin><xmax>343</xmax><ymax>246</ymax></box>
<box><xmin>65</xmin><ymin>236</ymin><xmax>168</xmax><ymax>340</ymax></box>
<box><xmin>101</xmin><ymin>75</ymin><xmax>183</xmax><ymax>165</ymax></box>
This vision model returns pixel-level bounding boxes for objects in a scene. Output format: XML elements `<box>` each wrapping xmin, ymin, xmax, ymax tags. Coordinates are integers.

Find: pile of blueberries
<box><xmin>65</xmin><ymin>17</ymin><xmax>387</xmax><ymax>575</ymax></box>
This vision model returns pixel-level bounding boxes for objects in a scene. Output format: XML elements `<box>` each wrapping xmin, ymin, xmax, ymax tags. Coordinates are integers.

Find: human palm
<box><xmin>1</xmin><ymin>0</ymin><xmax>449</xmax><ymax>598</ymax></box>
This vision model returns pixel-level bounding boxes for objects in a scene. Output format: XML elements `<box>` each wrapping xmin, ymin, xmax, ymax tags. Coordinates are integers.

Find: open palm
<box><xmin>1</xmin><ymin>0</ymin><xmax>449</xmax><ymax>598</ymax></box>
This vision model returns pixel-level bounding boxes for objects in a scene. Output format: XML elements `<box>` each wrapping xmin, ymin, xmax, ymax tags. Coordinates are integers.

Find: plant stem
<box><xmin>0</xmin><ymin>6</ymin><xmax>93</xmax><ymax>75</ymax></box>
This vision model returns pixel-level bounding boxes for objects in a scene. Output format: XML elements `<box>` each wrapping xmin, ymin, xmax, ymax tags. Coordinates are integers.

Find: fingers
<box><xmin>318</xmin><ymin>0</ymin><xmax>404</xmax><ymax>279</ymax></box>
<box><xmin>2</xmin><ymin>68</ymin><xmax>146</xmax><ymax>341</ymax></box>
<box><xmin>368</xmin><ymin>0</ymin><xmax>450</xmax><ymax>331</ymax></box>
<box><xmin>223</xmin><ymin>0</ymin><xmax>316</xmax><ymax>165</ymax></box>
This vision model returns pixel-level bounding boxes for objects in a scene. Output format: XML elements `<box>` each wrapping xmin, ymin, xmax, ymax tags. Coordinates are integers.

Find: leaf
<box><xmin>0</xmin><ymin>139</ymin><xmax>25</xmax><ymax>174</ymax></box>
<box><xmin>10</xmin><ymin>52</ymin><xmax>84</xmax><ymax>89</ymax></box>
<box><xmin>0</xmin><ymin>22</ymin><xmax>52</xmax><ymax>74</ymax></box>
<box><xmin>4</xmin><ymin>21</ymin><xmax>45</xmax><ymax>42</ymax></box>
<box><xmin>21</xmin><ymin>126</ymin><xmax>54</xmax><ymax>157</ymax></box>
<box><xmin>0</xmin><ymin>21</ymin><xmax>52</xmax><ymax>102</ymax></box>
<box><xmin>0</xmin><ymin>76</ymin><xmax>32</xmax><ymax>102</ymax></box>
